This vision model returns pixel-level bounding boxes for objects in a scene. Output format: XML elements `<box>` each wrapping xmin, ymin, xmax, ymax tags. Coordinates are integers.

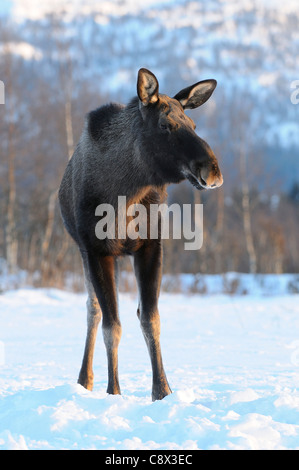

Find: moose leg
<box><xmin>83</xmin><ymin>252</ymin><xmax>121</xmax><ymax>395</ymax></box>
<box><xmin>78</xmin><ymin>252</ymin><xmax>102</xmax><ymax>390</ymax></box>
<box><xmin>134</xmin><ymin>241</ymin><xmax>172</xmax><ymax>401</ymax></box>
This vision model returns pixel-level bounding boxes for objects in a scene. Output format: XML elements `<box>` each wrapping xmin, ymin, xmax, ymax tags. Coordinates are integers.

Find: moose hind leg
<box><xmin>134</xmin><ymin>242</ymin><xmax>172</xmax><ymax>401</ymax></box>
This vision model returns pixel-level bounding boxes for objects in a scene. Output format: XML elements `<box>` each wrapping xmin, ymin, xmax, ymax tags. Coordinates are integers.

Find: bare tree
<box><xmin>239</xmin><ymin>146</ymin><xmax>257</xmax><ymax>274</ymax></box>
<box><xmin>2</xmin><ymin>43</ymin><xmax>18</xmax><ymax>273</ymax></box>
<box><xmin>41</xmin><ymin>26</ymin><xmax>75</xmax><ymax>283</ymax></box>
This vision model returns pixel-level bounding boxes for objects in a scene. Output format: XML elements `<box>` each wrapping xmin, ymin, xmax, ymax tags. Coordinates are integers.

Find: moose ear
<box><xmin>173</xmin><ymin>79</ymin><xmax>217</xmax><ymax>109</ymax></box>
<box><xmin>137</xmin><ymin>68</ymin><xmax>159</xmax><ymax>106</ymax></box>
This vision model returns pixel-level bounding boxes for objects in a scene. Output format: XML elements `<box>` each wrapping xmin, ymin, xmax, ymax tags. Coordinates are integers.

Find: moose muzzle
<box><xmin>182</xmin><ymin>153</ymin><xmax>223</xmax><ymax>191</ymax></box>
<box><xmin>198</xmin><ymin>165</ymin><xmax>223</xmax><ymax>189</ymax></box>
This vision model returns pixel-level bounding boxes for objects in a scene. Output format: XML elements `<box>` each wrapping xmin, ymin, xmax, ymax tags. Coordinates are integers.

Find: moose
<box><xmin>58</xmin><ymin>68</ymin><xmax>223</xmax><ymax>401</ymax></box>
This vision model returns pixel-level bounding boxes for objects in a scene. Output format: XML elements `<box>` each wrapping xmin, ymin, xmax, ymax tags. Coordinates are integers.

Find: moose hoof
<box><xmin>106</xmin><ymin>382</ymin><xmax>121</xmax><ymax>396</ymax></box>
<box><xmin>152</xmin><ymin>385</ymin><xmax>172</xmax><ymax>401</ymax></box>
<box><xmin>78</xmin><ymin>373</ymin><xmax>94</xmax><ymax>391</ymax></box>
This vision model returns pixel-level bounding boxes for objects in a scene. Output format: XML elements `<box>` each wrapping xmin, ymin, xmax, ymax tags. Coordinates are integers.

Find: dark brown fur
<box><xmin>58</xmin><ymin>68</ymin><xmax>223</xmax><ymax>400</ymax></box>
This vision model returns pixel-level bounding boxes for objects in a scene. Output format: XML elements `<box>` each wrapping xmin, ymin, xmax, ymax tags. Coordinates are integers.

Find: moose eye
<box><xmin>160</xmin><ymin>123</ymin><xmax>168</xmax><ymax>131</ymax></box>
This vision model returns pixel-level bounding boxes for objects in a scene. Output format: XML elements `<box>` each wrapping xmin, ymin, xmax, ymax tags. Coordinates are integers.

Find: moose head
<box><xmin>137</xmin><ymin>68</ymin><xmax>223</xmax><ymax>191</ymax></box>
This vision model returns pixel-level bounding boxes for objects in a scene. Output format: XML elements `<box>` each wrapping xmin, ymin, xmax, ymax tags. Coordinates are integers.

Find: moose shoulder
<box><xmin>58</xmin><ymin>68</ymin><xmax>223</xmax><ymax>401</ymax></box>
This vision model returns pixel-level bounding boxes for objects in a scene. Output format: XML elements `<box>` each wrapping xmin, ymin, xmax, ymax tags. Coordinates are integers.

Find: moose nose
<box><xmin>199</xmin><ymin>167</ymin><xmax>223</xmax><ymax>189</ymax></box>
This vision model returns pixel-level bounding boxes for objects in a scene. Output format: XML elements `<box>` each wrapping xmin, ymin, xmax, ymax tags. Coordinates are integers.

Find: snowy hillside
<box><xmin>1</xmin><ymin>0</ymin><xmax>299</xmax><ymax>171</ymax></box>
<box><xmin>0</xmin><ymin>287</ymin><xmax>299</xmax><ymax>450</ymax></box>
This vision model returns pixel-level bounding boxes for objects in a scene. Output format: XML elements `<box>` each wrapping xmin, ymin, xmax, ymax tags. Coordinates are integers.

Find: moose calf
<box><xmin>59</xmin><ymin>68</ymin><xmax>223</xmax><ymax>400</ymax></box>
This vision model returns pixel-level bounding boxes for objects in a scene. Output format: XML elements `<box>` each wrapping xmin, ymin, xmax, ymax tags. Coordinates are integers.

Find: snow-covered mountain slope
<box><xmin>1</xmin><ymin>0</ymin><xmax>298</xmax><ymax>187</ymax></box>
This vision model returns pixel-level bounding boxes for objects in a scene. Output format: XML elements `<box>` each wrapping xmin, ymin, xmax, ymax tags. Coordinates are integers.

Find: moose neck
<box><xmin>106</xmin><ymin>98</ymin><xmax>167</xmax><ymax>203</ymax></box>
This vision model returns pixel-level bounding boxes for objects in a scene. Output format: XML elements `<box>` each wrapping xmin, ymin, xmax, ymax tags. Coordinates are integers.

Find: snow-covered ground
<box><xmin>0</xmin><ymin>286</ymin><xmax>299</xmax><ymax>450</ymax></box>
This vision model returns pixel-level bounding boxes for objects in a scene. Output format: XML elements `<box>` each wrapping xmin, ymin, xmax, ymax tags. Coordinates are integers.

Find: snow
<box><xmin>0</xmin><ymin>283</ymin><xmax>299</xmax><ymax>450</ymax></box>
<box><xmin>10</xmin><ymin>0</ymin><xmax>175</xmax><ymax>22</ymax></box>
<box><xmin>0</xmin><ymin>42</ymin><xmax>43</xmax><ymax>61</ymax></box>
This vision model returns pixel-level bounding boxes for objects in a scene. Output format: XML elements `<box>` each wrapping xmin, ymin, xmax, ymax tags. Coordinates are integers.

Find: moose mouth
<box><xmin>183</xmin><ymin>171</ymin><xmax>207</xmax><ymax>191</ymax></box>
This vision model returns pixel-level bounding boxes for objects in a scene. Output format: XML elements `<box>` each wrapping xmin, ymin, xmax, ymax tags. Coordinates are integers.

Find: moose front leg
<box><xmin>80</xmin><ymin>252</ymin><xmax>122</xmax><ymax>395</ymax></box>
<box><xmin>134</xmin><ymin>241</ymin><xmax>172</xmax><ymax>401</ymax></box>
<box><xmin>78</xmin><ymin>294</ymin><xmax>102</xmax><ymax>391</ymax></box>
